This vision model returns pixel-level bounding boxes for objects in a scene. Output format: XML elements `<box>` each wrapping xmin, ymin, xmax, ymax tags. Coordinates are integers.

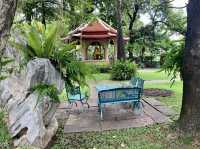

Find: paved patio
<box><xmin>55</xmin><ymin>80</ymin><xmax>176</xmax><ymax>133</ymax></box>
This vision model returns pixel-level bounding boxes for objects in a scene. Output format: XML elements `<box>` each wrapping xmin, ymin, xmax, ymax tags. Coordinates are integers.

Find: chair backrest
<box><xmin>67</xmin><ymin>85</ymin><xmax>82</xmax><ymax>100</ymax></box>
<box><xmin>98</xmin><ymin>87</ymin><xmax>141</xmax><ymax>103</ymax></box>
<box><xmin>69</xmin><ymin>86</ymin><xmax>81</xmax><ymax>95</ymax></box>
<box><xmin>131</xmin><ymin>77</ymin><xmax>144</xmax><ymax>90</ymax></box>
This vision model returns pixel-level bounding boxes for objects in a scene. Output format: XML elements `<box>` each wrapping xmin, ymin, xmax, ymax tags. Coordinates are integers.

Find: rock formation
<box><xmin>0</xmin><ymin>58</ymin><xmax>64</xmax><ymax>148</ymax></box>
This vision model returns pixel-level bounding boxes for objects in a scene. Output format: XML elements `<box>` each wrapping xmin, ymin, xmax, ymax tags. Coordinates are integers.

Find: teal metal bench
<box><xmin>98</xmin><ymin>87</ymin><xmax>141</xmax><ymax>120</ymax></box>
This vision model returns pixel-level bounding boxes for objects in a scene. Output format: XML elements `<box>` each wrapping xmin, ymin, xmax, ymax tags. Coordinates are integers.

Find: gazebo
<box><xmin>64</xmin><ymin>19</ymin><xmax>128</xmax><ymax>62</ymax></box>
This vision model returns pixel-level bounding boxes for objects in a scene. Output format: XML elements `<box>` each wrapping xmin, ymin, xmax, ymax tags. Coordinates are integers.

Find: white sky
<box><xmin>172</xmin><ymin>0</ymin><xmax>188</xmax><ymax>8</ymax></box>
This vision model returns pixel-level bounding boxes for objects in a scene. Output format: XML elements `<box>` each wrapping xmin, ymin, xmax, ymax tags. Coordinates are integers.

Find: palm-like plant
<box><xmin>11</xmin><ymin>20</ymin><xmax>92</xmax><ymax>95</ymax></box>
<box><xmin>11</xmin><ymin>21</ymin><xmax>58</xmax><ymax>62</ymax></box>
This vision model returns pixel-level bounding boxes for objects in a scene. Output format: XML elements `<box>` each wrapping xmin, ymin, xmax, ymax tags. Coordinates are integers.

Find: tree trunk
<box><xmin>116</xmin><ymin>0</ymin><xmax>125</xmax><ymax>60</ymax></box>
<box><xmin>127</xmin><ymin>4</ymin><xmax>139</xmax><ymax>61</ymax></box>
<box><xmin>179</xmin><ymin>0</ymin><xmax>200</xmax><ymax>133</ymax></box>
<box><xmin>41</xmin><ymin>1</ymin><xmax>46</xmax><ymax>27</ymax></box>
<box><xmin>0</xmin><ymin>0</ymin><xmax>18</xmax><ymax>76</ymax></box>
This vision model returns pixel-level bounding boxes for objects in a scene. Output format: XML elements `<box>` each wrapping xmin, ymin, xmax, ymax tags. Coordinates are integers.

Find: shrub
<box><xmin>96</xmin><ymin>63</ymin><xmax>111</xmax><ymax>73</ymax></box>
<box><xmin>111</xmin><ymin>60</ymin><xmax>137</xmax><ymax>80</ymax></box>
<box><xmin>85</xmin><ymin>62</ymin><xmax>111</xmax><ymax>74</ymax></box>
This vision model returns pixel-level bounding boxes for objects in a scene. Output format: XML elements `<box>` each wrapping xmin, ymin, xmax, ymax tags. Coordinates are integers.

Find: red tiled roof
<box><xmin>64</xmin><ymin>19</ymin><xmax>128</xmax><ymax>41</ymax></box>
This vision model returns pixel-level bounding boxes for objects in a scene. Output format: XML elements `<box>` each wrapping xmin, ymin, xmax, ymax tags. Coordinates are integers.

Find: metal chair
<box><xmin>67</xmin><ymin>85</ymin><xmax>90</xmax><ymax>108</ymax></box>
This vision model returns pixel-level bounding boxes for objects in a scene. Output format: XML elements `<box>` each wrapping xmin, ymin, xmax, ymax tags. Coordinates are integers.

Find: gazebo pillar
<box><xmin>114</xmin><ymin>40</ymin><xmax>117</xmax><ymax>61</ymax></box>
<box><xmin>81</xmin><ymin>41</ymin><xmax>88</xmax><ymax>60</ymax></box>
<box><xmin>102</xmin><ymin>41</ymin><xmax>109</xmax><ymax>61</ymax></box>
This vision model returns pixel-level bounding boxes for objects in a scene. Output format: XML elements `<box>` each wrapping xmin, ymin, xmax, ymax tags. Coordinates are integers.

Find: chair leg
<box><xmin>74</xmin><ymin>102</ymin><xmax>78</xmax><ymax>107</ymax></box>
<box><xmin>86</xmin><ymin>101</ymin><xmax>90</xmax><ymax>108</ymax></box>
<box><xmin>99</xmin><ymin>104</ymin><xmax>103</xmax><ymax>120</ymax></box>
<box><xmin>80</xmin><ymin>100</ymin><xmax>90</xmax><ymax>108</ymax></box>
<box><xmin>100</xmin><ymin>108</ymin><xmax>103</xmax><ymax>120</ymax></box>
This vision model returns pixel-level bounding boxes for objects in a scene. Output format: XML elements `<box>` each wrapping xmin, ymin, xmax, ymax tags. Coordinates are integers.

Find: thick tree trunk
<box><xmin>127</xmin><ymin>4</ymin><xmax>139</xmax><ymax>61</ymax></box>
<box><xmin>179</xmin><ymin>0</ymin><xmax>200</xmax><ymax>133</ymax></box>
<box><xmin>0</xmin><ymin>0</ymin><xmax>18</xmax><ymax>54</ymax></box>
<box><xmin>0</xmin><ymin>0</ymin><xmax>18</xmax><ymax>76</ymax></box>
<box><xmin>116</xmin><ymin>0</ymin><xmax>125</xmax><ymax>60</ymax></box>
<box><xmin>41</xmin><ymin>1</ymin><xmax>46</xmax><ymax>27</ymax></box>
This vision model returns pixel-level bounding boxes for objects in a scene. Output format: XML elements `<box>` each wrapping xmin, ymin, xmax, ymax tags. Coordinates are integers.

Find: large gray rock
<box><xmin>0</xmin><ymin>58</ymin><xmax>65</xmax><ymax>148</ymax></box>
<box><xmin>26</xmin><ymin>58</ymin><xmax>64</xmax><ymax>92</ymax></box>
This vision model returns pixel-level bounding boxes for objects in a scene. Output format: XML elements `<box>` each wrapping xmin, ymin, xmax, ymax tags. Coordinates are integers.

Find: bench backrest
<box><xmin>98</xmin><ymin>87</ymin><xmax>141</xmax><ymax>103</ymax></box>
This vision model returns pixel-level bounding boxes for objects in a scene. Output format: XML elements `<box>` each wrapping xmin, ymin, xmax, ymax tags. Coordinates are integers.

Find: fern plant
<box><xmin>0</xmin><ymin>57</ymin><xmax>13</xmax><ymax>81</ymax></box>
<box><xmin>11</xmin><ymin>21</ymin><xmax>58</xmax><ymax>62</ymax></box>
<box><xmin>30</xmin><ymin>84</ymin><xmax>59</xmax><ymax>108</ymax></box>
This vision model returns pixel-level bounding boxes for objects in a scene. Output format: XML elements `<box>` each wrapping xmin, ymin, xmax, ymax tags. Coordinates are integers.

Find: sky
<box><xmin>172</xmin><ymin>0</ymin><xmax>188</xmax><ymax>8</ymax></box>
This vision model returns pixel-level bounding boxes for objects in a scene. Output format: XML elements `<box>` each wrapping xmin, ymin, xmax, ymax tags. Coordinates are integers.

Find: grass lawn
<box><xmin>91</xmin><ymin>69</ymin><xmax>175</xmax><ymax>81</ymax></box>
<box><xmin>137</xmin><ymin>69</ymin><xmax>173</xmax><ymax>81</ymax></box>
<box><xmin>52</xmin><ymin>123</ymin><xmax>199</xmax><ymax>149</ymax></box>
<box><xmin>145</xmin><ymin>81</ymin><xmax>183</xmax><ymax>114</ymax></box>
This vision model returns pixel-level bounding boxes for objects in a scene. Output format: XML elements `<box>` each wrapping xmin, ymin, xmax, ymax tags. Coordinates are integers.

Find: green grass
<box><xmin>91</xmin><ymin>69</ymin><xmax>175</xmax><ymax>81</ymax></box>
<box><xmin>145</xmin><ymin>81</ymin><xmax>183</xmax><ymax>113</ymax></box>
<box><xmin>137</xmin><ymin>69</ymin><xmax>172</xmax><ymax>80</ymax></box>
<box><xmin>52</xmin><ymin>123</ymin><xmax>198</xmax><ymax>149</ymax></box>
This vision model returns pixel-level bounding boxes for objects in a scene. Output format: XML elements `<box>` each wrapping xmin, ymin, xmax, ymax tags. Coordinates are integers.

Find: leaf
<box><xmin>44</xmin><ymin>23</ymin><xmax>58</xmax><ymax>57</ymax></box>
<box><xmin>27</xmin><ymin>28</ymin><xmax>43</xmax><ymax>57</ymax></box>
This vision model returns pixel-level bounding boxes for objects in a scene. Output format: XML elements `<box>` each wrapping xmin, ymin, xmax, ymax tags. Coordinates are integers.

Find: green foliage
<box><xmin>111</xmin><ymin>60</ymin><xmax>137</xmax><ymax>80</ymax></box>
<box><xmin>30</xmin><ymin>84</ymin><xmax>60</xmax><ymax>108</ymax></box>
<box><xmin>0</xmin><ymin>57</ymin><xmax>13</xmax><ymax>81</ymax></box>
<box><xmin>11</xmin><ymin>21</ymin><xmax>92</xmax><ymax>102</ymax></box>
<box><xmin>11</xmin><ymin>20</ymin><xmax>92</xmax><ymax>86</ymax></box>
<box><xmin>161</xmin><ymin>42</ymin><xmax>183</xmax><ymax>83</ymax></box>
<box><xmin>0</xmin><ymin>110</ymin><xmax>11</xmax><ymax>149</ymax></box>
<box><xmin>21</xmin><ymin>0</ymin><xmax>59</xmax><ymax>24</ymax></box>
<box><xmin>86</xmin><ymin>62</ymin><xmax>111</xmax><ymax>74</ymax></box>
<box><xmin>11</xmin><ymin>21</ymin><xmax>59</xmax><ymax>62</ymax></box>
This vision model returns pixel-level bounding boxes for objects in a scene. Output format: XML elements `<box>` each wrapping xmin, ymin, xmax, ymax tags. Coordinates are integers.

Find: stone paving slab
<box><xmin>64</xmin><ymin>106</ymin><xmax>155</xmax><ymax>133</ymax></box>
<box><xmin>143</xmin><ymin>98</ymin><xmax>176</xmax><ymax>116</ymax></box>
<box><xmin>143</xmin><ymin>98</ymin><xmax>165</xmax><ymax>106</ymax></box>
<box><xmin>100</xmin><ymin>115</ymin><xmax>154</xmax><ymax>131</ymax></box>
<box><xmin>153</xmin><ymin>105</ymin><xmax>176</xmax><ymax>116</ymax></box>
<box><xmin>142</xmin><ymin>101</ymin><xmax>171</xmax><ymax>124</ymax></box>
<box><xmin>64</xmin><ymin>110</ymin><xmax>101</xmax><ymax>133</ymax></box>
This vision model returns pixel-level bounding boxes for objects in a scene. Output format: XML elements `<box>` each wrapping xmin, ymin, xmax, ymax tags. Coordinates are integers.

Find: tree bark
<box><xmin>41</xmin><ymin>0</ymin><xmax>46</xmax><ymax>27</ymax></box>
<box><xmin>0</xmin><ymin>0</ymin><xmax>18</xmax><ymax>55</ymax></box>
<box><xmin>127</xmin><ymin>4</ymin><xmax>139</xmax><ymax>61</ymax></box>
<box><xmin>0</xmin><ymin>0</ymin><xmax>18</xmax><ymax>76</ymax></box>
<box><xmin>116</xmin><ymin>0</ymin><xmax>125</xmax><ymax>60</ymax></box>
<box><xmin>179</xmin><ymin>0</ymin><xmax>200</xmax><ymax>133</ymax></box>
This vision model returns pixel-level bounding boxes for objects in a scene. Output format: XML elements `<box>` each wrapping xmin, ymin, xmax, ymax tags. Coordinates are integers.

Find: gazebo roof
<box><xmin>64</xmin><ymin>19</ymin><xmax>127</xmax><ymax>41</ymax></box>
